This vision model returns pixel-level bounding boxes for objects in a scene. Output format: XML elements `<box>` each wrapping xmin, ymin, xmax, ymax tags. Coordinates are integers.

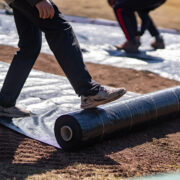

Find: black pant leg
<box><xmin>10</xmin><ymin>0</ymin><xmax>100</xmax><ymax>97</ymax></box>
<box><xmin>147</xmin><ymin>14</ymin><xmax>159</xmax><ymax>37</ymax></box>
<box><xmin>0</xmin><ymin>8</ymin><xmax>42</xmax><ymax>107</ymax></box>
<box><xmin>138</xmin><ymin>11</ymin><xmax>159</xmax><ymax>37</ymax></box>
<box><xmin>137</xmin><ymin>11</ymin><xmax>150</xmax><ymax>36</ymax></box>
<box><xmin>114</xmin><ymin>7</ymin><xmax>137</xmax><ymax>41</ymax></box>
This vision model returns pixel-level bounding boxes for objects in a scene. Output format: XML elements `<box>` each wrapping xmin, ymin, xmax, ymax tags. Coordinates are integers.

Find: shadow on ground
<box><xmin>105</xmin><ymin>49</ymin><xmax>164</xmax><ymax>63</ymax></box>
<box><xmin>0</xmin><ymin>116</ymin><xmax>179</xmax><ymax>179</ymax></box>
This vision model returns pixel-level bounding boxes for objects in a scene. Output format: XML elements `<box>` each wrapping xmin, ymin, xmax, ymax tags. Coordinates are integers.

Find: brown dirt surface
<box><xmin>56</xmin><ymin>0</ymin><xmax>180</xmax><ymax>31</ymax></box>
<box><xmin>0</xmin><ymin>45</ymin><xmax>180</xmax><ymax>179</ymax></box>
<box><xmin>0</xmin><ymin>45</ymin><xmax>179</xmax><ymax>94</ymax></box>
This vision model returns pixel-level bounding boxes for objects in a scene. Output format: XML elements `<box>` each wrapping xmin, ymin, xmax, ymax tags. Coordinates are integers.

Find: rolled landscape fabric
<box><xmin>54</xmin><ymin>86</ymin><xmax>180</xmax><ymax>151</ymax></box>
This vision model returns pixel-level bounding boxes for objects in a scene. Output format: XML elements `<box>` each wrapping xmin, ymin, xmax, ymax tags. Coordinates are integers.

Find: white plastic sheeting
<box><xmin>0</xmin><ymin>14</ymin><xmax>180</xmax><ymax>81</ymax></box>
<box><xmin>0</xmin><ymin>62</ymin><xmax>137</xmax><ymax>148</ymax></box>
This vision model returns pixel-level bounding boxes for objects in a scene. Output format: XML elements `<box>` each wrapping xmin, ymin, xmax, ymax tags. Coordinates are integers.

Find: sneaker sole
<box><xmin>81</xmin><ymin>89</ymin><xmax>127</xmax><ymax>109</ymax></box>
<box><xmin>151</xmin><ymin>45</ymin><xmax>165</xmax><ymax>49</ymax></box>
<box><xmin>0</xmin><ymin>112</ymin><xmax>31</xmax><ymax>118</ymax></box>
<box><xmin>115</xmin><ymin>45</ymin><xmax>139</xmax><ymax>53</ymax></box>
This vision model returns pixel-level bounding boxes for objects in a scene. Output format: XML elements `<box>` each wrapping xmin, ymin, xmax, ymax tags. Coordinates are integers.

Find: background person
<box><xmin>108</xmin><ymin>0</ymin><xmax>166</xmax><ymax>53</ymax></box>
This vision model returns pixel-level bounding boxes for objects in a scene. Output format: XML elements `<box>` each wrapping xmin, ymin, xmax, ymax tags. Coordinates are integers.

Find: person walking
<box><xmin>0</xmin><ymin>0</ymin><xmax>126</xmax><ymax>117</ymax></box>
<box><xmin>108</xmin><ymin>0</ymin><xmax>166</xmax><ymax>53</ymax></box>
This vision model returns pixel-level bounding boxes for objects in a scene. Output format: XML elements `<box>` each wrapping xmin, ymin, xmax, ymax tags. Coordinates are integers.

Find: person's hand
<box><xmin>35</xmin><ymin>0</ymin><xmax>55</xmax><ymax>19</ymax></box>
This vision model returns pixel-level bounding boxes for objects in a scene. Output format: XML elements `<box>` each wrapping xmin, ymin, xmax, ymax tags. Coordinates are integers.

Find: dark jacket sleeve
<box><xmin>114</xmin><ymin>0</ymin><xmax>166</xmax><ymax>10</ymax></box>
<box><xmin>25</xmin><ymin>0</ymin><xmax>43</xmax><ymax>6</ymax></box>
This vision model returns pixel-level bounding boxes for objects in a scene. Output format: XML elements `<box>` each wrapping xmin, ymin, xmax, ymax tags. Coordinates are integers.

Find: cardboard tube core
<box><xmin>61</xmin><ymin>126</ymin><xmax>73</xmax><ymax>142</ymax></box>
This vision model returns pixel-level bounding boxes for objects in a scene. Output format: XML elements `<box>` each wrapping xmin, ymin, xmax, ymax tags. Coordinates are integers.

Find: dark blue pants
<box><xmin>114</xmin><ymin>0</ymin><xmax>166</xmax><ymax>10</ymax></box>
<box><xmin>137</xmin><ymin>11</ymin><xmax>159</xmax><ymax>37</ymax></box>
<box><xmin>114</xmin><ymin>7</ymin><xmax>159</xmax><ymax>41</ymax></box>
<box><xmin>0</xmin><ymin>0</ymin><xmax>100</xmax><ymax>107</ymax></box>
<box><xmin>113</xmin><ymin>0</ymin><xmax>165</xmax><ymax>41</ymax></box>
<box><xmin>114</xmin><ymin>8</ymin><xmax>138</xmax><ymax>41</ymax></box>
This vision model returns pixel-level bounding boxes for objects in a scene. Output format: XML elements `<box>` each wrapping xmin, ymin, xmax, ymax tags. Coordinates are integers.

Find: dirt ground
<box><xmin>56</xmin><ymin>0</ymin><xmax>180</xmax><ymax>31</ymax></box>
<box><xmin>0</xmin><ymin>45</ymin><xmax>180</xmax><ymax>94</ymax></box>
<box><xmin>0</xmin><ymin>45</ymin><xmax>180</xmax><ymax>179</ymax></box>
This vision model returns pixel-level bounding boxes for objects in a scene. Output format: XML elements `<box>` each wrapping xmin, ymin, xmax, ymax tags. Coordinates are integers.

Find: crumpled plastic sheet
<box><xmin>0</xmin><ymin>62</ymin><xmax>137</xmax><ymax>148</ymax></box>
<box><xmin>0</xmin><ymin>14</ymin><xmax>180</xmax><ymax>81</ymax></box>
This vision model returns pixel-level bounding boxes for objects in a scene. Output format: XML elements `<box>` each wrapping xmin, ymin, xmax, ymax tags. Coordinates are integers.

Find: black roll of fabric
<box><xmin>54</xmin><ymin>86</ymin><xmax>180</xmax><ymax>151</ymax></box>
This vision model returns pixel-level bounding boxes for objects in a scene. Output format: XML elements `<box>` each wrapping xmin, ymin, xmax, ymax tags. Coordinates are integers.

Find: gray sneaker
<box><xmin>0</xmin><ymin>105</ymin><xmax>31</xmax><ymax>118</ymax></box>
<box><xmin>81</xmin><ymin>86</ymin><xmax>127</xmax><ymax>109</ymax></box>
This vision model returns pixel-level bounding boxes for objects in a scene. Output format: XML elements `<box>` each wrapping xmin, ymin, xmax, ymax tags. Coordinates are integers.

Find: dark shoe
<box><xmin>115</xmin><ymin>39</ymin><xmax>141</xmax><ymax>53</ymax></box>
<box><xmin>151</xmin><ymin>36</ymin><xmax>165</xmax><ymax>49</ymax></box>
<box><xmin>81</xmin><ymin>86</ymin><xmax>127</xmax><ymax>109</ymax></box>
<box><xmin>0</xmin><ymin>105</ymin><xmax>31</xmax><ymax>118</ymax></box>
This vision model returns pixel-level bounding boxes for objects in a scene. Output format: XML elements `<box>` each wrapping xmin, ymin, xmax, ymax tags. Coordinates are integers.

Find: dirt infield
<box><xmin>0</xmin><ymin>45</ymin><xmax>180</xmax><ymax>179</ymax></box>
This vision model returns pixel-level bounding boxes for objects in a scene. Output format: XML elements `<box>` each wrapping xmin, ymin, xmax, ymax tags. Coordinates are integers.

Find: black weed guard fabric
<box><xmin>55</xmin><ymin>86</ymin><xmax>180</xmax><ymax>151</ymax></box>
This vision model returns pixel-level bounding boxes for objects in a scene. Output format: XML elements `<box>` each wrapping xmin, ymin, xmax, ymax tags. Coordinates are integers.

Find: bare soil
<box><xmin>0</xmin><ymin>45</ymin><xmax>180</xmax><ymax>179</ymax></box>
<box><xmin>0</xmin><ymin>45</ymin><xmax>179</xmax><ymax>94</ymax></box>
<box><xmin>56</xmin><ymin>0</ymin><xmax>180</xmax><ymax>31</ymax></box>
